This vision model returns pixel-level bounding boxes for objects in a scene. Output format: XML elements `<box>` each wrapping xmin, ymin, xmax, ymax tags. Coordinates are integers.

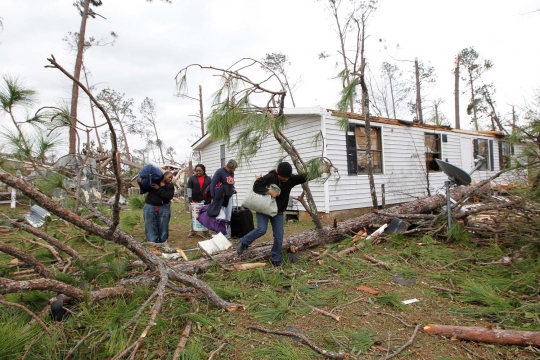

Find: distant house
<box><xmin>192</xmin><ymin>107</ymin><xmax>519</xmax><ymax>218</ymax></box>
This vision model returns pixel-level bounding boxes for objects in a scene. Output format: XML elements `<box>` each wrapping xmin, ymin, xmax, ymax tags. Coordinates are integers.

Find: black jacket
<box><xmin>253</xmin><ymin>170</ymin><xmax>307</xmax><ymax>213</ymax></box>
<box><xmin>187</xmin><ymin>174</ymin><xmax>211</xmax><ymax>202</ymax></box>
<box><xmin>145</xmin><ymin>182</ymin><xmax>175</xmax><ymax>206</ymax></box>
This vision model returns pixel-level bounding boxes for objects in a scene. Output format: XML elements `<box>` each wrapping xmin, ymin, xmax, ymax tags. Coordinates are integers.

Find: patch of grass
<box><xmin>454</xmin><ymin>279</ymin><xmax>515</xmax><ymax>319</ymax></box>
<box><xmin>375</xmin><ymin>292</ymin><xmax>405</xmax><ymax>310</ymax></box>
<box><xmin>330</xmin><ymin>328</ymin><xmax>374</xmax><ymax>355</ymax></box>
<box><xmin>229</xmin><ymin>267</ymin><xmax>267</xmax><ymax>284</ymax></box>
<box><xmin>250</xmin><ymin>288</ymin><xmax>295</xmax><ymax>323</ymax></box>
<box><xmin>445</xmin><ymin>223</ymin><xmax>469</xmax><ymax>242</ymax></box>
<box><xmin>0</xmin><ymin>314</ymin><xmax>41</xmax><ymax>359</ymax></box>
<box><xmin>251</xmin><ymin>338</ymin><xmax>317</xmax><ymax>359</ymax></box>
<box><xmin>119</xmin><ymin>211</ymin><xmax>141</xmax><ymax>232</ymax></box>
<box><xmin>128</xmin><ymin>195</ymin><xmax>145</xmax><ymax>210</ymax></box>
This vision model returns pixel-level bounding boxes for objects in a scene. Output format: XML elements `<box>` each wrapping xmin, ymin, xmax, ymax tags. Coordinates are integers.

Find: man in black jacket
<box><xmin>143</xmin><ymin>171</ymin><xmax>175</xmax><ymax>243</ymax></box>
<box><xmin>236</xmin><ymin>162</ymin><xmax>306</xmax><ymax>266</ymax></box>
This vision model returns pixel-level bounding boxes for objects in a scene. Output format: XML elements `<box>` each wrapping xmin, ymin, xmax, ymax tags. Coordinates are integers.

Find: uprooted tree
<box><xmin>0</xmin><ymin>55</ymin><xmax>243</xmax><ymax>359</ymax></box>
<box><xmin>175</xmin><ymin>58</ymin><xmax>339</xmax><ymax>230</ymax></box>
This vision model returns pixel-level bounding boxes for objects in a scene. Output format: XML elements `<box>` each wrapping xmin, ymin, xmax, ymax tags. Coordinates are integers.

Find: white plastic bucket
<box><xmin>190</xmin><ymin>203</ymin><xmax>207</xmax><ymax>232</ymax></box>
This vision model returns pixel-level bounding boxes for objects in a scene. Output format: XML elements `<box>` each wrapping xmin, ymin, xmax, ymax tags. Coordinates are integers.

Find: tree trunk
<box><xmin>83</xmin><ymin>64</ymin><xmax>103</xmax><ymax>155</ymax></box>
<box><xmin>468</xmin><ymin>71</ymin><xmax>478</xmax><ymax>130</ymax></box>
<box><xmin>114</xmin><ymin>109</ymin><xmax>132</xmax><ymax>161</ymax></box>
<box><xmin>199</xmin><ymin>85</ymin><xmax>205</xmax><ymax>136</ymax></box>
<box><xmin>454</xmin><ymin>56</ymin><xmax>460</xmax><ymax>129</ymax></box>
<box><xmin>173</xmin><ymin>185</ymin><xmax>480</xmax><ymax>274</ymax></box>
<box><xmin>424</xmin><ymin>324</ymin><xmax>540</xmax><ymax>347</ymax></box>
<box><xmin>414</xmin><ymin>58</ymin><xmax>423</xmax><ymax>124</ymax></box>
<box><xmin>331</xmin><ymin>3</ymin><xmax>354</xmax><ymax>113</ymax></box>
<box><xmin>69</xmin><ymin>0</ymin><xmax>91</xmax><ymax>155</ymax></box>
<box><xmin>273</xmin><ymin>129</ymin><xmax>322</xmax><ymax>229</ymax></box>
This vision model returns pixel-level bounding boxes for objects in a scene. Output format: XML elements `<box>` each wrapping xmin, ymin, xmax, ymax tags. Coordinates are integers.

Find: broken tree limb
<box><xmin>173</xmin><ymin>183</ymin><xmax>492</xmax><ymax>274</ymax></box>
<box><xmin>0</xmin><ymin>168</ymin><xmax>243</xmax><ymax>312</ymax></box>
<box><xmin>11</xmin><ymin>221</ymin><xmax>80</xmax><ymax>259</ymax></box>
<box><xmin>385</xmin><ymin>324</ymin><xmax>422</xmax><ymax>359</ymax></box>
<box><xmin>247</xmin><ymin>324</ymin><xmax>349</xmax><ymax>359</ymax></box>
<box><xmin>0</xmin><ymin>242</ymin><xmax>54</xmax><ymax>279</ymax></box>
<box><xmin>362</xmin><ymin>254</ymin><xmax>391</xmax><ymax>270</ymax></box>
<box><xmin>296</xmin><ymin>292</ymin><xmax>342</xmax><ymax>322</ymax></box>
<box><xmin>423</xmin><ymin>324</ymin><xmax>540</xmax><ymax>347</ymax></box>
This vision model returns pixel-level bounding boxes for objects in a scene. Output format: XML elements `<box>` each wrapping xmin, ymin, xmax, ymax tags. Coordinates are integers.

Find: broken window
<box><xmin>498</xmin><ymin>141</ymin><xmax>513</xmax><ymax>169</ymax></box>
<box><xmin>220</xmin><ymin>144</ymin><xmax>225</xmax><ymax>167</ymax></box>
<box><xmin>346</xmin><ymin>123</ymin><xmax>383</xmax><ymax>175</ymax></box>
<box><xmin>425</xmin><ymin>133</ymin><xmax>442</xmax><ymax>172</ymax></box>
<box><xmin>473</xmin><ymin>138</ymin><xmax>494</xmax><ymax>171</ymax></box>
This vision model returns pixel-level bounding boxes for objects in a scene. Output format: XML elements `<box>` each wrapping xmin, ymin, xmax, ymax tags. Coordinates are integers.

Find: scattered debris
<box><xmin>401</xmin><ymin>298</ymin><xmax>420</xmax><ymax>305</ymax></box>
<box><xmin>356</xmin><ymin>285</ymin><xmax>379</xmax><ymax>295</ymax></box>
<box><xmin>386</xmin><ymin>217</ymin><xmax>410</xmax><ymax>234</ymax></box>
<box><xmin>25</xmin><ymin>205</ymin><xmax>51</xmax><ymax>228</ymax></box>
<box><xmin>197</xmin><ymin>233</ymin><xmax>231</xmax><ymax>255</ymax></box>
<box><xmin>232</xmin><ymin>262</ymin><xmax>266</xmax><ymax>270</ymax></box>
<box><xmin>392</xmin><ymin>274</ymin><xmax>416</xmax><ymax>286</ymax></box>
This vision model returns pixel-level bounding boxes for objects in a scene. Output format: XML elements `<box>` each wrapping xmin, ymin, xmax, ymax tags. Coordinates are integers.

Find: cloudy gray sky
<box><xmin>1</xmin><ymin>0</ymin><xmax>539</xmax><ymax>163</ymax></box>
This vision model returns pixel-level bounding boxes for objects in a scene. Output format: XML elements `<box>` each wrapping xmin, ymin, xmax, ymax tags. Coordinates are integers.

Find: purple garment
<box><xmin>197</xmin><ymin>204</ymin><xmax>230</xmax><ymax>234</ymax></box>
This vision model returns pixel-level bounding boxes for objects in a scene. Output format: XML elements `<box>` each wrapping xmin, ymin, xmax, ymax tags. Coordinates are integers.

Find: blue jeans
<box><xmin>240</xmin><ymin>212</ymin><xmax>284</xmax><ymax>264</ymax></box>
<box><xmin>143</xmin><ymin>203</ymin><xmax>171</xmax><ymax>243</ymax></box>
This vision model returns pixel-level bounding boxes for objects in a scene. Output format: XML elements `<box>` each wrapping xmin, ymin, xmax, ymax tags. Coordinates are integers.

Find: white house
<box><xmin>192</xmin><ymin>107</ymin><xmax>518</xmax><ymax>217</ymax></box>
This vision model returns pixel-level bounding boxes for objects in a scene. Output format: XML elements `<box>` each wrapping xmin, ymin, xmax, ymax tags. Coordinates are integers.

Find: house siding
<box><xmin>195</xmin><ymin>107</ymin><xmax>521</xmax><ymax>214</ymax></box>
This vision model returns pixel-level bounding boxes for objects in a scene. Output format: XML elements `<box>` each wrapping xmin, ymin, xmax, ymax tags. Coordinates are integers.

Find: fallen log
<box><xmin>424</xmin><ymin>324</ymin><xmax>540</xmax><ymax>347</ymax></box>
<box><xmin>173</xmin><ymin>184</ymin><xmax>487</xmax><ymax>274</ymax></box>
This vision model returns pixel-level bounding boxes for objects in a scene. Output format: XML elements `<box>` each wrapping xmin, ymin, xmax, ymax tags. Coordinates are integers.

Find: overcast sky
<box><xmin>1</xmin><ymin>0</ymin><xmax>539</xmax><ymax>163</ymax></box>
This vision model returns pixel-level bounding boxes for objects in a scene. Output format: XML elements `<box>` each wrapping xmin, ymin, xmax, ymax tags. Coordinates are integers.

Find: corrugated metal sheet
<box><xmin>26</xmin><ymin>205</ymin><xmax>51</xmax><ymax>228</ymax></box>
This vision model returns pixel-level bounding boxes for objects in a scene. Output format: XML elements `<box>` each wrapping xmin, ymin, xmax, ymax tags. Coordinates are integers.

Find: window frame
<box><xmin>219</xmin><ymin>144</ymin><xmax>225</xmax><ymax>167</ymax></box>
<box><xmin>498</xmin><ymin>140</ymin><xmax>512</xmax><ymax>170</ymax></box>
<box><xmin>346</xmin><ymin>123</ymin><xmax>383</xmax><ymax>175</ymax></box>
<box><xmin>473</xmin><ymin>138</ymin><xmax>494</xmax><ymax>171</ymax></box>
<box><xmin>424</xmin><ymin>133</ymin><xmax>442</xmax><ymax>172</ymax></box>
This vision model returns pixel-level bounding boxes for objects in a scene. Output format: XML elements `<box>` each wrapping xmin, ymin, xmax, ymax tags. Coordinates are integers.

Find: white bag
<box><xmin>241</xmin><ymin>182</ymin><xmax>280</xmax><ymax>216</ymax></box>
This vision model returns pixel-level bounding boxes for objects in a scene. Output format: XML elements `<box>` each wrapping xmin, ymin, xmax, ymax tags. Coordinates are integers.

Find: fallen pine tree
<box><xmin>172</xmin><ymin>175</ymin><xmax>501</xmax><ymax>274</ymax></box>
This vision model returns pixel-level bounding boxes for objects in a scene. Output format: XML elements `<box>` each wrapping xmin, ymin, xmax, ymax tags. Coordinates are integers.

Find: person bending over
<box><xmin>143</xmin><ymin>171</ymin><xmax>175</xmax><ymax>244</ymax></box>
<box><xmin>236</xmin><ymin>162</ymin><xmax>306</xmax><ymax>266</ymax></box>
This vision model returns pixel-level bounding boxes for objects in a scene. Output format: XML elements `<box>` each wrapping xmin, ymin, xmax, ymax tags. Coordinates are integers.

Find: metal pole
<box><xmin>10</xmin><ymin>187</ymin><xmax>16</xmax><ymax>209</ymax></box>
<box><xmin>381</xmin><ymin>184</ymin><xmax>386</xmax><ymax>210</ymax></box>
<box><xmin>445</xmin><ymin>180</ymin><xmax>452</xmax><ymax>230</ymax></box>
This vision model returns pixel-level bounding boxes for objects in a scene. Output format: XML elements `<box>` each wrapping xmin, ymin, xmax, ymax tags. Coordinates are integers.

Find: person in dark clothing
<box><xmin>187</xmin><ymin>164</ymin><xmax>212</xmax><ymax>237</ymax></box>
<box><xmin>142</xmin><ymin>171</ymin><xmax>175</xmax><ymax>243</ymax></box>
<box><xmin>236</xmin><ymin>162</ymin><xmax>307</xmax><ymax>266</ymax></box>
<box><xmin>209</xmin><ymin>159</ymin><xmax>237</xmax><ymax>238</ymax></box>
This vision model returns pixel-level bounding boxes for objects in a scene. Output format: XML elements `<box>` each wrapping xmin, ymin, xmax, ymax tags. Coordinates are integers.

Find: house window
<box><xmin>499</xmin><ymin>141</ymin><xmax>512</xmax><ymax>169</ymax></box>
<box><xmin>473</xmin><ymin>139</ymin><xmax>494</xmax><ymax>171</ymax></box>
<box><xmin>425</xmin><ymin>133</ymin><xmax>442</xmax><ymax>172</ymax></box>
<box><xmin>346</xmin><ymin>123</ymin><xmax>383</xmax><ymax>175</ymax></box>
<box><xmin>220</xmin><ymin>144</ymin><xmax>225</xmax><ymax>167</ymax></box>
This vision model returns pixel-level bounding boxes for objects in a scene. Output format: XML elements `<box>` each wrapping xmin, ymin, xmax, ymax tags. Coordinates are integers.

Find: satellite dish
<box><xmin>435</xmin><ymin>159</ymin><xmax>472</xmax><ymax>186</ymax></box>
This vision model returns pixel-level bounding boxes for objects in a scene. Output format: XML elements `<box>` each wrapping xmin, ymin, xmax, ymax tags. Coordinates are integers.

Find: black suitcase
<box><xmin>231</xmin><ymin>195</ymin><xmax>254</xmax><ymax>238</ymax></box>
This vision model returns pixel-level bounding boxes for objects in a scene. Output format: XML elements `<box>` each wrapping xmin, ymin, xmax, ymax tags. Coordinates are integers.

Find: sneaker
<box><xmin>270</xmin><ymin>260</ymin><xmax>282</xmax><ymax>267</ymax></box>
<box><xmin>236</xmin><ymin>241</ymin><xmax>248</xmax><ymax>255</ymax></box>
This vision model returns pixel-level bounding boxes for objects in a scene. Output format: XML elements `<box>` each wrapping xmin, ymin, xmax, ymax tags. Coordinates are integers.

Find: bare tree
<box><xmin>320</xmin><ymin>0</ymin><xmax>379</xmax><ymax>209</ymax></box>
<box><xmin>458</xmin><ymin>47</ymin><xmax>493</xmax><ymax>130</ymax></box>
<box><xmin>139</xmin><ymin>97</ymin><xmax>166</xmax><ymax>164</ymax></box>
<box><xmin>261</xmin><ymin>53</ymin><xmax>300</xmax><ymax>108</ymax></box>
<box><xmin>96</xmin><ymin>88</ymin><xmax>139</xmax><ymax>161</ymax></box>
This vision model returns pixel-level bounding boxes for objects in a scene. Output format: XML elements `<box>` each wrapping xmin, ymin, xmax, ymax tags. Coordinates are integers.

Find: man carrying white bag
<box><xmin>238</xmin><ymin>162</ymin><xmax>307</xmax><ymax>267</ymax></box>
